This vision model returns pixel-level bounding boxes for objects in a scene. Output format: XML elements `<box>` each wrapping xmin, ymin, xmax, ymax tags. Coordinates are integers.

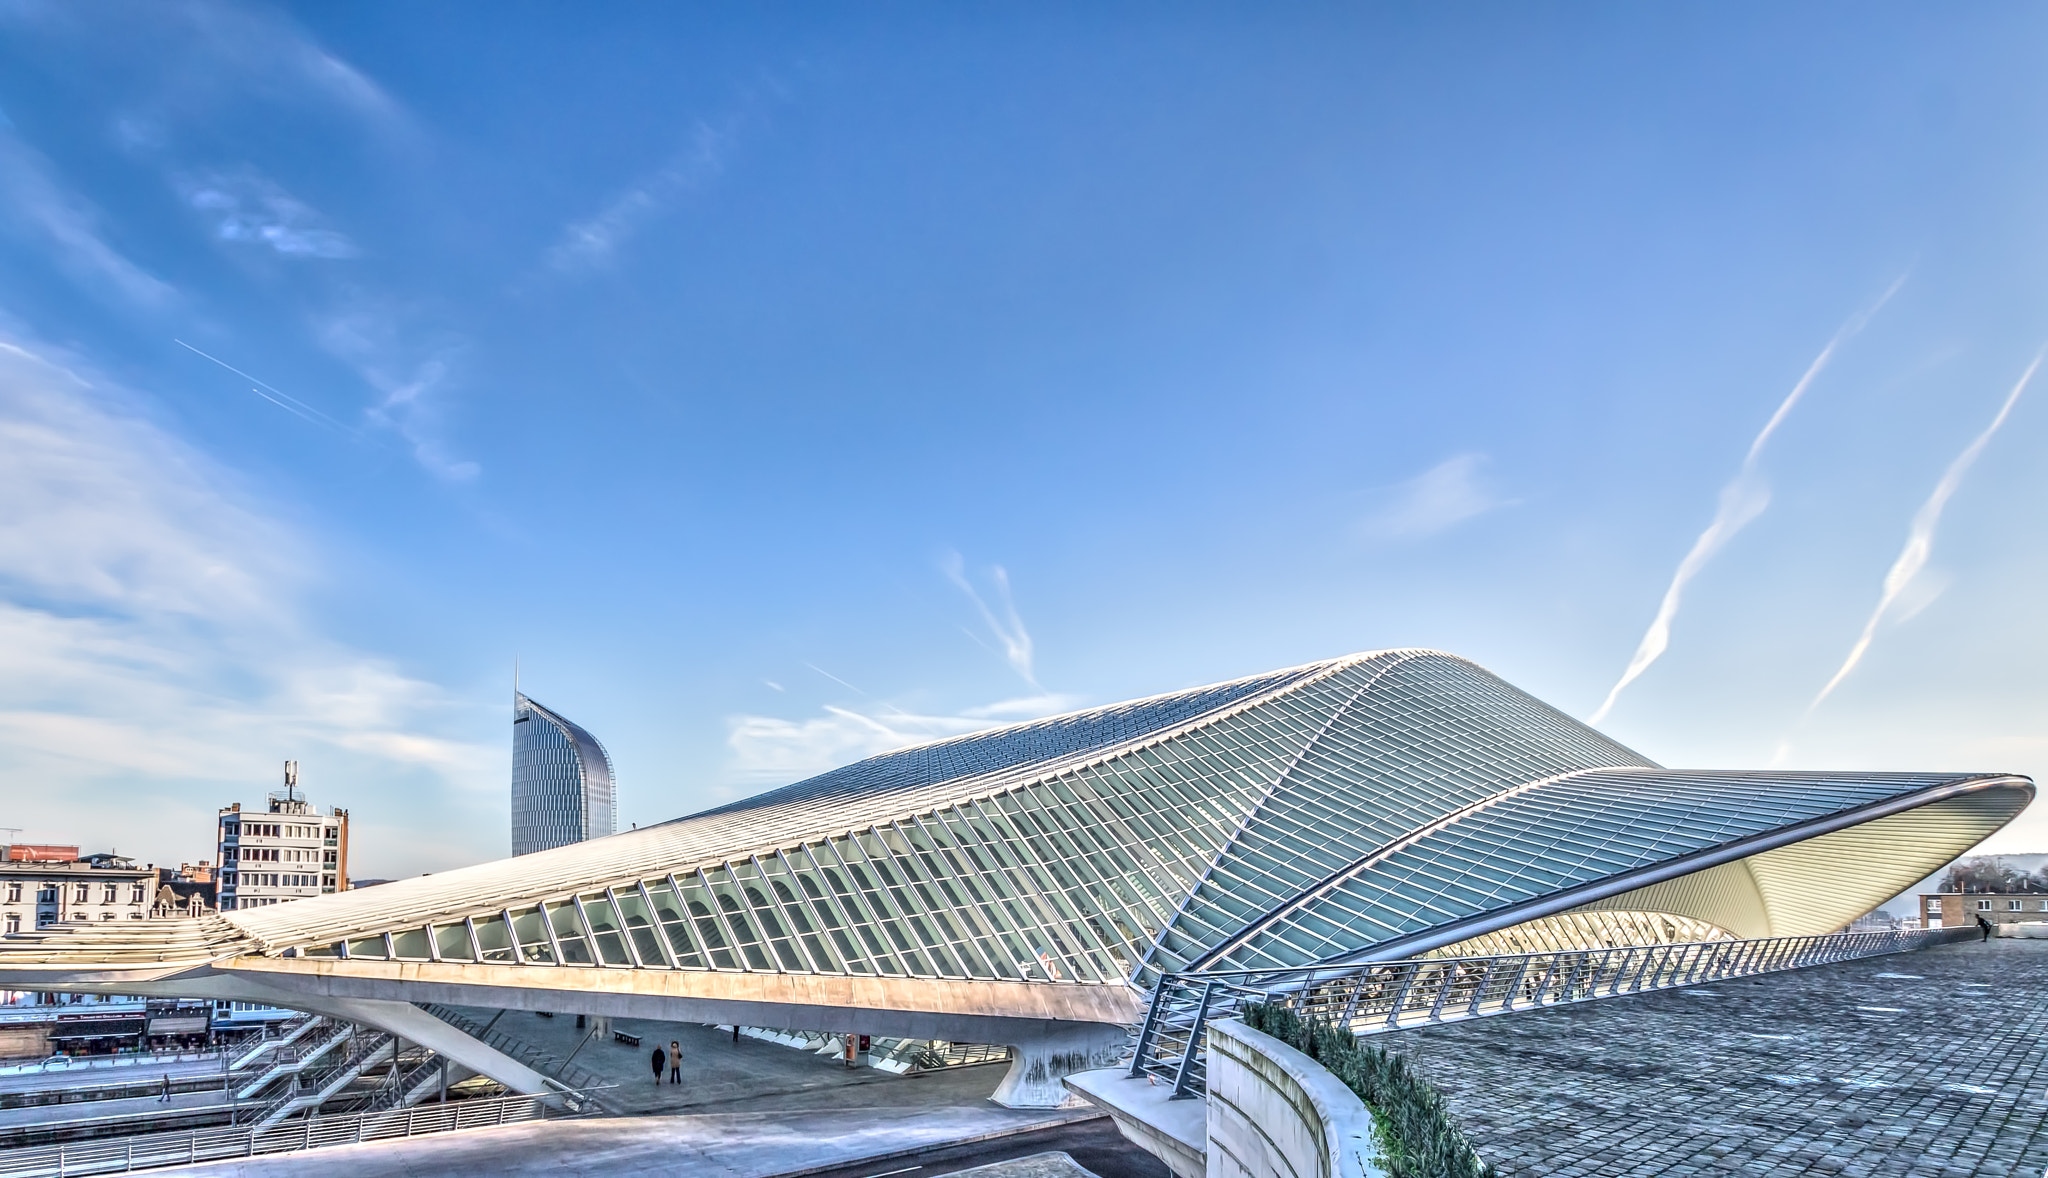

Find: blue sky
<box><xmin>4</xmin><ymin>3</ymin><xmax>2048</xmax><ymax>877</ymax></box>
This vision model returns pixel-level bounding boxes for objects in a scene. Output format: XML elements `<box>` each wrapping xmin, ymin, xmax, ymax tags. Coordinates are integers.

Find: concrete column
<box><xmin>990</xmin><ymin>1022</ymin><xmax>1128</xmax><ymax>1109</ymax></box>
<box><xmin>308</xmin><ymin>996</ymin><xmax>562</xmax><ymax>1102</ymax></box>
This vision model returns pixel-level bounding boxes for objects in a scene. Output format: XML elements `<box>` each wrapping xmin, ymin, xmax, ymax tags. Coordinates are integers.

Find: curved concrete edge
<box><xmin>0</xmin><ymin>957</ymin><xmax>1130</xmax><ymax>1109</ymax></box>
<box><xmin>1207</xmin><ymin>1019</ymin><xmax>1385</xmax><ymax>1178</ymax></box>
<box><xmin>1063</xmin><ymin>1068</ymin><xmax>1207</xmax><ymax>1178</ymax></box>
<box><xmin>1063</xmin><ymin>1021</ymin><xmax>1386</xmax><ymax>1178</ymax></box>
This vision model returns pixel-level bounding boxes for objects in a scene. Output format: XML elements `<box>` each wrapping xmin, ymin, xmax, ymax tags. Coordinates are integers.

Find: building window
<box><xmin>131</xmin><ymin>884</ymin><xmax>145</xmax><ymax>903</ymax></box>
<box><xmin>102</xmin><ymin>883</ymin><xmax>118</xmax><ymax>904</ymax></box>
<box><xmin>100</xmin><ymin>913</ymin><xmax>114</xmax><ymax>921</ymax></box>
<box><xmin>1978</xmin><ymin>899</ymin><xmax>1993</xmax><ymax>911</ymax></box>
<box><xmin>1926</xmin><ymin>900</ymin><xmax>1940</xmax><ymax>912</ymax></box>
<box><xmin>74</xmin><ymin>884</ymin><xmax>89</xmax><ymax>903</ymax></box>
<box><xmin>2010</xmin><ymin>900</ymin><xmax>2024</xmax><ymax>912</ymax></box>
<box><xmin>4</xmin><ymin>914</ymin><xmax>17</xmax><ymax>934</ymax></box>
<box><xmin>129</xmin><ymin>911</ymin><xmax>144</xmax><ymax>919</ymax></box>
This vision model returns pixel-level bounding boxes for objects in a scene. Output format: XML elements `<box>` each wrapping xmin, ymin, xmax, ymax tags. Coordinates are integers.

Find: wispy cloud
<box><xmin>0</xmin><ymin>130</ymin><xmax>174</xmax><ymax>308</ymax></box>
<box><xmin>723</xmin><ymin>694</ymin><xmax>1082</xmax><ymax>787</ymax></box>
<box><xmin>547</xmin><ymin>120</ymin><xmax>732</xmax><ymax>274</ymax></box>
<box><xmin>1361</xmin><ymin>453</ymin><xmax>1509</xmax><ymax>540</ymax></box>
<box><xmin>315</xmin><ymin>305</ymin><xmax>479</xmax><ymax>481</ymax></box>
<box><xmin>177</xmin><ymin>169</ymin><xmax>357</xmax><ymax>259</ymax></box>
<box><xmin>2</xmin><ymin>0</ymin><xmax>409</xmax><ymax>139</ymax></box>
<box><xmin>1807</xmin><ymin>350</ymin><xmax>2042</xmax><ymax>710</ymax></box>
<box><xmin>943</xmin><ymin>552</ymin><xmax>1038</xmax><ymax>685</ymax></box>
<box><xmin>0</xmin><ymin>332</ymin><xmax>493</xmax><ymax>865</ymax></box>
<box><xmin>1589</xmin><ymin>278</ymin><xmax>1905</xmax><ymax>725</ymax></box>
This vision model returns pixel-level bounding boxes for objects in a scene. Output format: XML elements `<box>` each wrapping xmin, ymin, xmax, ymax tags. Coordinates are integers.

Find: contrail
<box><xmin>1807</xmin><ymin>349</ymin><xmax>2043</xmax><ymax>710</ymax></box>
<box><xmin>942</xmin><ymin>552</ymin><xmax>1038</xmax><ymax>686</ymax></box>
<box><xmin>1589</xmin><ymin>277</ymin><xmax>1905</xmax><ymax>725</ymax></box>
<box><xmin>173</xmin><ymin>338</ymin><xmax>357</xmax><ymax>435</ymax></box>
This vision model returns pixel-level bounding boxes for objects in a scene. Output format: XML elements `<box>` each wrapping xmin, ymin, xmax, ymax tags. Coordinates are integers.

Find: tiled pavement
<box><xmin>1378</xmin><ymin>937</ymin><xmax>2048</xmax><ymax>1177</ymax></box>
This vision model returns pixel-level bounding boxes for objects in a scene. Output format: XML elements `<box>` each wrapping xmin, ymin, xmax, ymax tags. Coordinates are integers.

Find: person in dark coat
<box><xmin>1978</xmin><ymin>914</ymin><xmax>1995</xmax><ymax>942</ymax></box>
<box><xmin>669</xmin><ymin>1040</ymin><xmax>682</xmax><ymax>1084</ymax></box>
<box><xmin>650</xmin><ymin>1043</ymin><xmax>666</xmax><ymax>1084</ymax></box>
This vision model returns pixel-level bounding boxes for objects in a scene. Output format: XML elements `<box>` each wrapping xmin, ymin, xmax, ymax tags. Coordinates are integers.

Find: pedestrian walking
<box><xmin>650</xmin><ymin>1043</ymin><xmax>666</xmax><ymax>1085</ymax></box>
<box><xmin>159</xmin><ymin>1074</ymin><xmax>171</xmax><ymax>1102</ymax></box>
<box><xmin>668</xmin><ymin>1040</ymin><xmax>682</xmax><ymax>1084</ymax></box>
<box><xmin>1978</xmin><ymin>914</ymin><xmax>1995</xmax><ymax>942</ymax></box>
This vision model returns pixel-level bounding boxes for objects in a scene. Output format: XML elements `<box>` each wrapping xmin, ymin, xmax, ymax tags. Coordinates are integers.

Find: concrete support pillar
<box><xmin>990</xmin><ymin>1022</ymin><xmax>1128</xmax><ymax>1109</ymax></box>
<box><xmin>310</xmin><ymin>997</ymin><xmax>562</xmax><ymax>1103</ymax></box>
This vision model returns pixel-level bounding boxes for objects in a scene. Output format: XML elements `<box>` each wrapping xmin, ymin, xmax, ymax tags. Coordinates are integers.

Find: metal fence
<box><xmin>0</xmin><ymin>1088</ymin><xmax>600</xmax><ymax>1178</ymax></box>
<box><xmin>1130</xmin><ymin>925</ymin><xmax>1979</xmax><ymax>1097</ymax></box>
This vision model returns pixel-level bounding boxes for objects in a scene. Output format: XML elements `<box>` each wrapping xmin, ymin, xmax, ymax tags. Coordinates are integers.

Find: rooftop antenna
<box><xmin>283</xmin><ymin>760</ymin><xmax>299</xmax><ymax>804</ymax></box>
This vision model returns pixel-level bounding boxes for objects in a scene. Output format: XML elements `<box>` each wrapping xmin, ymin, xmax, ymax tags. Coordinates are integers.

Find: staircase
<box><xmin>231</xmin><ymin>1019</ymin><xmax>353</xmax><ymax>1101</ymax></box>
<box><xmin>241</xmin><ymin>1025</ymin><xmax>400</xmax><ymax>1128</ymax></box>
<box><xmin>226</xmin><ymin>1013</ymin><xmax>326</xmax><ymax>1072</ymax></box>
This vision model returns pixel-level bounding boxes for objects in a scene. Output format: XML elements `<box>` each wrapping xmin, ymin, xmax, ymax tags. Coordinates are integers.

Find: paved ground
<box><xmin>1380</xmin><ymin>937</ymin><xmax>2048</xmax><ymax>1177</ymax></box>
<box><xmin>800</xmin><ymin>1120</ymin><xmax>1167</xmax><ymax>1178</ymax></box>
<box><xmin>948</xmin><ymin>1150</ymin><xmax>1111</xmax><ymax>1178</ymax></box>
<box><xmin>458</xmin><ymin>1008</ymin><xmax>1005</xmax><ymax>1115</ymax></box>
<box><xmin>0</xmin><ymin>1055</ymin><xmax>225</xmax><ymax>1097</ymax></box>
<box><xmin>155</xmin><ymin>1105</ymin><xmax>1107</xmax><ymax>1177</ymax></box>
<box><xmin>0</xmin><ymin>1087</ymin><xmax>229</xmax><ymax>1133</ymax></box>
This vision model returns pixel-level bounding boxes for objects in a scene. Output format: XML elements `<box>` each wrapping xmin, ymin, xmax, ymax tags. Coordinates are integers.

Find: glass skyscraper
<box><xmin>511</xmin><ymin>691</ymin><xmax>616</xmax><ymax>856</ymax></box>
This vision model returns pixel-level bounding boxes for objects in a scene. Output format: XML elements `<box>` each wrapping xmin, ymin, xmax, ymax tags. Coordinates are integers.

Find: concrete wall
<box><xmin>1205</xmin><ymin>1019</ymin><xmax>1383</xmax><ymax>1178</ymax></box>
<box><xmin>0</xmin><ymin>1022</ymin><xmax>50</xmax><ymax>1060</ymax></box>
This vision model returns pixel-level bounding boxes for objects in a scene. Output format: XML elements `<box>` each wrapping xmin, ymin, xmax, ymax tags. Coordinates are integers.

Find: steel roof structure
<box><xmin>0</xmin><ymin>649</ymin><xmax>2028</xmax><ymax>1106</ymax></box>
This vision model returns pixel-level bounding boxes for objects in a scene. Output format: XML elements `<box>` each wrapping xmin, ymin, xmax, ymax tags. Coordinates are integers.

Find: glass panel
<box><xmin>716</xmin><ymin>891</ymin><xmax>774</xmax><ymax>970</ymax></box>
<box><xmin>476</xmin><ymin>916</ymin><xmax>516</xmax><ymax>963</ymax></box>
<box><xmin>582</xmin><ymin>896</ymin><xmax>633</xmax><ymax>966</ymax></box>
<box><xmin>511</xmin><ymin>906</ymin><xmax>554</xmax><ymax>964</ymax></box>
<box><xmin>615</xmin><ymin>889</ymin><xmax>668</xmax><ymax>967</ymax></box>
<box><xmin>646</xmin><ymin>879</ymin><xmax>688</xmax><ymax>923</ymax></box>
<box><xmin>346</xmin><ymin>936</ymin><xmax>388</xmax><ymax>960</ymax></box>
<box><xmin>647</xmin><ymin>879</ymin><xmax>705</xmax><ymax>966</ymax></box>
<box><xmin>546</xmin><ymin>901</ymin><xmax>594</xmax><ymax>965</ymax></box>
<box><xmin>391</xmin><ymin>928</ymin><xmax>432</xmax><ymax>961</ymax></box>
<box><xmin>659</xmin><ymin>915</ymin><xmax>702</xmax><ymax>967</ymax></box>
<box><xmin>771</xmin><ymin>878</ymin><xmax>840</xmax><ymax>972</ymax></box>
<box><xmin>433</xmin><ymin>923</ymin><xmax>475</xmax><ymax>962</ymax></box>
<box><xmin>686</xmin><ymin>898</ymin><xmax>738</xmax><ymax>969</ymax></box>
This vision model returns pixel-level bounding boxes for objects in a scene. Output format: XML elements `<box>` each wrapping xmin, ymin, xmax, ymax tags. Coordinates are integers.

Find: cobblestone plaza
<box><xmin>1388</xmin><ymin>938</ymin><xmax>2048</xmax><ymax>1177</ymax></box>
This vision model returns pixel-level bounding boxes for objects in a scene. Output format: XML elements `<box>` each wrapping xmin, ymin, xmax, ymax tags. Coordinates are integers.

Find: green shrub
<box><xmin>1241</xmin><ymin>1002</ymin><xmax>1494</xmax><ymax>1178</ymax></box>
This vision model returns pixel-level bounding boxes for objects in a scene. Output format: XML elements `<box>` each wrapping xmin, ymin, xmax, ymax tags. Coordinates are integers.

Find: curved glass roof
<box><xmin>0</xmin><ymin>650</ymin><xmax>2029</xmax><ymax>995</ymax></box>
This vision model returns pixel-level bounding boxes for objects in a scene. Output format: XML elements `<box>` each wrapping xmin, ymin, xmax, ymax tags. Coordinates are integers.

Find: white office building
<box><xmin>217</xmin><ymin>763</ymin><xmax>350</xmax><ymax>911</ymax></box>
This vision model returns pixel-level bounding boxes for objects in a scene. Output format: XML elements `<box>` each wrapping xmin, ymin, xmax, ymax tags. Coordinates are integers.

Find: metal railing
<box><xmin>0</xmin><ymin>1050</ymin><xmax>225</xmax><ymax>1079</ymax></box>
<box><xmin>1130</xmin><ymin>925</ymin><xmax>1978</xmax><ymax>1097</ymax></box>
<box><xmin>0</xmin><ymin>1088</ymin><xmax>602</xmax><ymax>1178</ymax></box>
<box><xmin>0</xmin><ymin>1075</ymin><xmax>226</xmax><ymax>1114</ymax></box>
<box><xmin>243</xmin><ymin>1026</ymin><xmax>397</xmax><ymax>1128</ymax></box>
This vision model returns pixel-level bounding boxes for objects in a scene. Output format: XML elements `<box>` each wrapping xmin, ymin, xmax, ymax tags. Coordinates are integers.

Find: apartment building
<box><xmin>216</xmin><ymin>762</ymin><xmax>350</xmax><ymax>911</ymax></box>
<box><xmin>1921</xmin><ymin>891</ymin><xmax>2048</xmax><ymax>929</ymax></box>
<box><xmin>0</xmin><ymin>856</ymin><xmax>157</xmax><ymax>935</ymax></box>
